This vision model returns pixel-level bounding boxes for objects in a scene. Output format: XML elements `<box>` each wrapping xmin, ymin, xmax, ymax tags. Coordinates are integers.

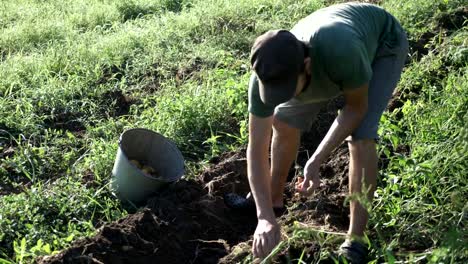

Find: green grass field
<box><xmin>0</xmin><ymin>0</ymin><xmax>467</xmax><ymax>263</ymax></box>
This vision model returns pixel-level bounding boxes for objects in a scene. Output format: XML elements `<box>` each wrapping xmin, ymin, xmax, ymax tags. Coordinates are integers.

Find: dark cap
<box><xmin>250</xmin><ymin>30</ymin><xmax>304</xmax><ymax>106</ymax></box>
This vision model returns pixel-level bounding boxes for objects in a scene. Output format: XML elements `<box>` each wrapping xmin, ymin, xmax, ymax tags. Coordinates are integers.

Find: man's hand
<box><xmin>296</xmin><ymin>158</ymin><xmax>321</xmax><ymax>195</ymax></box>
<box><xmin>253</xmin><ymin>218</ymin><xmax>281</xmax><ymax>259</ymax></box>
<box><xmin>295</xmin><ymin>83</ymin><xmax>369</xmax><ymax>196</ymax></box>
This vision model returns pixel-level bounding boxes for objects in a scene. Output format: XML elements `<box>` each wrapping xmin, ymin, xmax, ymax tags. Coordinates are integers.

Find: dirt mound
<box><xmin>38</xmin><ymin>163</ymin><xmax>257</xmax><ymax>264</ymax></box>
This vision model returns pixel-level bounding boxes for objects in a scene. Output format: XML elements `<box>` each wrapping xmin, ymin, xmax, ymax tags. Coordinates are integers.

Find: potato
<box><xmin>142</xmin><ymin>165</ymin><xmax>158</xmax><ymax>177</ymax></box>
<box><xmin>129</xmin><ymin>159</ymin><xmax>142</xmax><ymax>169</ymax></box>
<box><xmin>142</xmin><ymin>165</ymin><xmax>155</xmax><ymax>174</ymax></box>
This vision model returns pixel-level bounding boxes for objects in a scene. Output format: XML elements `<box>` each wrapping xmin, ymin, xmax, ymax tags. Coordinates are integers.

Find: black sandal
<box><xmin>337</xmin><ymin>239</ymin><xmax>369</xmax><ymax>264</ymax></box>
<box><xmin>223</xmin><ymin>193</ymin><xmax>286</xmax><ymax>217</ymax></box>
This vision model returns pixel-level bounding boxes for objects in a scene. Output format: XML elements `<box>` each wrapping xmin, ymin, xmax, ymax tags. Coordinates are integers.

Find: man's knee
<box><xmin>348</xmin><ymin>138</ymin><xmax>376</xmax><ymax>154</ymax></box>
<box><xmin>272</xmin><ymin>116</ymin><xmax>301</xmax><ymax>140</ymax></box>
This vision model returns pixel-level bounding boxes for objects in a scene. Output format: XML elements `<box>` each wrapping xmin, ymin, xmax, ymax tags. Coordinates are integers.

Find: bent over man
<box><xmin>231</xmin><ymin>2</ymin><xmax>408</xmax><ymax>263</ymax></box>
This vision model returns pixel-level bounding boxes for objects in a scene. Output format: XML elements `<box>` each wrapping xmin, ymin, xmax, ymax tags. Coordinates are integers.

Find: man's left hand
<box><xmin>296</xmin><ymin>158</ymin><xmax>321</xmax><ymax>195</ymax></box>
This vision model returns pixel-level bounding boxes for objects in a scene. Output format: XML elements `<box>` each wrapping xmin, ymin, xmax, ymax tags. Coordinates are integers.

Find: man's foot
<box><xmin>223</xmin><ymin>193</ymin><xmax>286</xmax><ymax>217</ymax></box>
<box><xmin>337</xmin><ymin>239</ymin><xmax>368</xmax><ymax>264</ymax></box>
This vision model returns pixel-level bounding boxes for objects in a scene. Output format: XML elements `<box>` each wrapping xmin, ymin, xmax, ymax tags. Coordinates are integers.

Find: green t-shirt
<box><xmin>249</xmin><ymin>3</ymin><xmax>404</xmax><ymax>117</ymax></box>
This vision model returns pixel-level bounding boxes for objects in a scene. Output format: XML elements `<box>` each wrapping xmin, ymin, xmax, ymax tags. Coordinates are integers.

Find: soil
<box><xmin>0</xmin><ymin>140</ymin><xmax>25</xmax><ymax>196</ymax></box>
<box><xmin>220</xmin><ymin>144</ymin><xmax>350</xmax><ymax>264</ymax></box>
<box><xmin>38</xmin><ymin>160</ymin><xmax>258</xmax><ymax>264</ymax></box>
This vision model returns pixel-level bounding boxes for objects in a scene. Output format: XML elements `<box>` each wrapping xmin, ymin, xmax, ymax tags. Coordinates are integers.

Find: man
<box><xmin>226</xmin><ymin>2</ymin><xmax>409</xmax><ymax>263</ymax></box>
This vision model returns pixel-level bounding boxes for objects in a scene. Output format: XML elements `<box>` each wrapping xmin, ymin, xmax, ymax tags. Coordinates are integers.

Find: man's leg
<box><xmin>341</xmin><ymin>26</ymin><xmax>408</xmax><ymax>256</ymax></box>
<box><xmin>347</xmin><ymin>139</ymin><xmax>378</xmax><ymax>238</ymax></box>
<box><xmin>270</xmin><ymin>117</ymin><xmax>301</xmax><ymax>207</ymax></box>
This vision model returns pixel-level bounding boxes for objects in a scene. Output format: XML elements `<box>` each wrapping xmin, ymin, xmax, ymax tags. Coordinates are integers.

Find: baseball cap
<box><xmin>250</xmin><ymin>30</ymin><xmax>305</xmax><ymax>106</ymax></box>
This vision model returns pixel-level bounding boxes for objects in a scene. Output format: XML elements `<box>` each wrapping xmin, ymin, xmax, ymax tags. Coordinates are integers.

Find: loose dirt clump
<box><xmin>200</xmin><ymin>150</ymin><xmax>249</xmax><ymax>197</ymax></box>
<box><xmin>287</xmin><ymin>145</ymin><xmax>349</xmax><ymax>230</ymax></box>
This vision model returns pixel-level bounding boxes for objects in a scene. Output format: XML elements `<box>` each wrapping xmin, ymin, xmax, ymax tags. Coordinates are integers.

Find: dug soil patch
<box><xmin>38</xmin><ymin>152</ymin><xmax>257</xmax><ymax>264</ymax></box>
<box><xmin>38</xmin><ymin>100</ymin><xmax>351</xmax><ymax>264</ymax></box>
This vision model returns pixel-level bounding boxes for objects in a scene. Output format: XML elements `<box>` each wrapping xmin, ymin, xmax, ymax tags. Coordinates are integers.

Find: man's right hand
<box><xmin>252</xmin><ymin>218</ymin><xmax>281</xmax><ymax>259</ymax></box>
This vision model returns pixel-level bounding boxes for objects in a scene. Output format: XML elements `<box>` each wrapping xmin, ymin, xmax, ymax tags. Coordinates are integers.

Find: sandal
<box><xmin>337</xmin><ymin>239</ymin><xmax>369</xmax><ymax>264</ymax></box>
<box><xmin>223</xmin><ymin>193</ymin><xmax>286</xmax><ymax>217</ymax></box>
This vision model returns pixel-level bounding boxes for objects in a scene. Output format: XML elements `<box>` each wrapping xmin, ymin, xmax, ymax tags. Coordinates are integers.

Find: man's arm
<box><xmin>299</xmin><ymin>83</ymin><xmax>369</xmax><ymax>193</ymax></box>
<box><xmin>315</xmin><ymin>83</ymin><xmax>369</xmax><ymax>161</ymax></box>
<box><xmin>248</xmin><ymin>113</ymin><xmax>275</xmax><ymax>220</ymax></box>
<box><xmin>247</xmin><ymin>113</ymin><xmax>282</xmax><ymax>258</ymax></box>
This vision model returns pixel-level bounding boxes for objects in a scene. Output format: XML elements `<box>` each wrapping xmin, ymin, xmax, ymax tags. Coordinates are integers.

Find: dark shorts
<box><xmin>274</xmin><ymin>31</ymin><xmax>409</xmax><ymax>141</ymax></box>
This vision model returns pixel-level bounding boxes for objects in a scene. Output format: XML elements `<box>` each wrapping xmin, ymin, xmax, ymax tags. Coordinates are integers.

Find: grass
<box><xmin>371</xmin><ymin>48</ymin><xmax>467</xmax><ymax>262</ymax></box>
<box><xmin>0</xmin><ymin>0</ymin><xmax>467</xmax><ymax>263</ymax></box>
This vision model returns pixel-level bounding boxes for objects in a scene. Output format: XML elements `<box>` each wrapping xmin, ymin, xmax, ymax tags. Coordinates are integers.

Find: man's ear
<box><xmin>304</xmin><ymin>57</ymin><xmax>312</xmax><ymax>75</ymax></box>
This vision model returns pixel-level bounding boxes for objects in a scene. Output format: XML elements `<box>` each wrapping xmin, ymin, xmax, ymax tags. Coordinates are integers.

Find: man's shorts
<box><xmin>274</xmin><ymin>31</ymin><xmax>409</xmax><ymax>141</ymax></box>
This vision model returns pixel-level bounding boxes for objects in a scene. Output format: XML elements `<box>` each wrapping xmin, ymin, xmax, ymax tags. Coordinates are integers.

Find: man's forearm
<box><xmin>312</xmin><ymin>105</ymin><xmax>366</xmax><ymax>163</ymax></box>
<box><xmin>247</xmin><ymin>146</ymin><xmax>276</xmax><ymax>220</ymax></box>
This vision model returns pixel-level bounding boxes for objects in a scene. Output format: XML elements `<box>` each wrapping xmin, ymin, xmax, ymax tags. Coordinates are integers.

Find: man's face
<box><xmin>294</xmin><ymin>58</ymin><xmax>311</xmax><ymax>96</ymax></box>
<box><xmin>294</xmin><ymin>73</ymin><xmax>307</xmax><ymax>96</ymax></box>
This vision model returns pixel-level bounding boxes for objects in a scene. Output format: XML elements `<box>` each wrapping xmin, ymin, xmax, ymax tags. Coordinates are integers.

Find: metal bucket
<box><xmin>110</xmin><ymin>128</ymin><xmax>184</xmax><ymax>203</ymax></box>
